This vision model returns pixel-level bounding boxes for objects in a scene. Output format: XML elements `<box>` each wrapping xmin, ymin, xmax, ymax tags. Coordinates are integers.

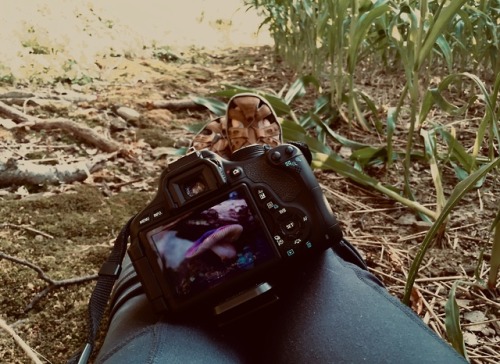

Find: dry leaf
<box><xmin>410</xmin><ymin>286</ymin><xmax>424</xmax><ymax>315</ymax></box>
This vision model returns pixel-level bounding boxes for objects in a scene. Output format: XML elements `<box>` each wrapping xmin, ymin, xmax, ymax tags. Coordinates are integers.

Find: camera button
<box><xmin>285</xmin><ymin>145</ymin><xmax>295</xmax><ymax>155</ymax></box>
<box><xmin>273</xmin><ymin>235</ymin><xmax>285</xmax><ymax>246</ymax></box>
<box><xmin>265</xmin><ymin>200</ymin><xmax>280</xmax><ymax>211</ymax></box>
<box><xmin>151</xmin><ymin>208</ymin><xmax>165</xmax><ymax>220</ymax></box>
<box><xmin>228</xmin><ymin>167</ymin><xmax>243</xmax><ymax>178</ymax></box>
<box><xmin>280</xmin><ymin>216</ymin><xmax>301</xmax><ymax>235</ymax></box>
<box><xmin>270</xmin><ymin>151</ymin><xmax>281</xmax><ymax>161</ymax></box>
<box><xmin>255</xmin><ymin>188</ymin><xmax>268</xmax><ymax>201</ymax></box>
<box><xmin>138</xmin><ymin>214</ymin><xmax>151</xmax><ymax>226</ymax></box>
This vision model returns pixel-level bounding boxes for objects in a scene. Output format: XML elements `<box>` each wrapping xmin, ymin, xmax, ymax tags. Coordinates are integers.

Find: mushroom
<box><xmin>185</xmin><ymin>224</ymin><xmax>243</xmax><ymax>260</ymax></box>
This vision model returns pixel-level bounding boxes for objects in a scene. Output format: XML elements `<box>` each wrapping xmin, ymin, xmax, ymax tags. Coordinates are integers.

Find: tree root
<box><xmin>0</xmin><ymin>100</ymin><xmax>120</xmax><ymax>152</ymax></box>
<box><xmin>0</xmin><ymin>252</ymin><xmax>98</xmax><ymax>312</ymax></box>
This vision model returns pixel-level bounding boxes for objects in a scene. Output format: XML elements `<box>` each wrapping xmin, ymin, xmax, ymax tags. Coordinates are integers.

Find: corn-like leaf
<box><xmin>354</xmin><ymin>89</ymin><xmax>383</xmax><ymax>132</ymax></box>
<box><xmin>314</xmin><ymin>151</ymin><xmax>437</xmax><ymax>219</ymax></box>
<box><xmin>350</xmin><ymin>146</ymin><xmax>388</xmax><ymax>168</ymax></box>
<box><xmin>488</xmin><ymin>209</ymin><xmax>500</xmax><ymax>290</ymax></box>
<box><xmin>450</xmin><ymin>162</ymin><xmax>470</xmax><ymax>182</ymax></box>
<box><xmin>386</xmin><ymin>107</ymin><xmax>396</xmax><ymax>168</ymax></box>
<box><xmin>404</xmin><ymin>156</ymin><xmax>500</xmax><ymax>305</ymax></box>
<box><xmin>211</xmin><ymin>86</ymin><xmax>292</xmax><ymax>116</ymax></box>
<box><xmin>284</xmin><ymin>75</ymin><xmax>321</xmax><ymax>105</ymax></box>
<box><xmin>281</xmin><ymin>119</ymin><xmax>331</xmax><ymax>154</ymax></box>
<box><xmin>435</xmin><ymin>34</ymin><xmax>453</xmax><ymax>71</ymax></box>
<box><xmin>445</xmin><ymin>281</ymin><xmax>469</xmax><ymax>359</ymax></box>
<box><xmin>421</xmin><ymin>129</ymin><xmax>446</xmax><ymax>215</ymax></box>
<box><xmin>416</xmin><ymin>0</ymin><xmax>468</xmax><ymax>71</ymax></box>
<box><xmin>429</xmin><ymin>87</ymin><xmax>473</xmax><ymax>115</ymax></box>
<box><xmin>437</xmin><ymin>128</ymin><xmax>476</xmax><ymax>173</ymax></box>
<box><xmin>296</xmin><ymin>114</ymin><xmax>370</xmax><ymax>150</ymax></box>
<box><xmin>347</xmin><ymin>1</ymin><xmax>390</xmax><ymax>72</ymax></box>
<box><xmin>189</xmin><ymin>96</ymin><xmax>226</xmax><ymax>116</ymax></box>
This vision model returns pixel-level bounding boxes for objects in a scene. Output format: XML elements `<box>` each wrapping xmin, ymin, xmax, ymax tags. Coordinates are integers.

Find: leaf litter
<box><xmin>0</xmin><ymin>46</ymin><xmax>498</xmax><ymax>363</ymax></box>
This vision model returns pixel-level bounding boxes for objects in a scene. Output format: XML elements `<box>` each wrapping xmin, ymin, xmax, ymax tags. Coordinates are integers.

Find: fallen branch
<box><xmin>0</xmin><ymin>252</ymin><xmax>98</xmax><ymax>312</ymax></box>
<box><xmin>0</xmin><ymin>153</ymin><xmax>114</xmax><ymax>187</ymax></box>
<box><xmin>0</xmin><ymin>316</ymin><xmax>43</xmax><ymax>364</ymax></box>
<box><xmin>0</xmin><ymin>100</ymin><xmax>120</xmax><ymax>152</ymax></box>
<box><xmin>145</xmin><ymin>99</ymin><xmax>206</xmax><ymax>111</ymax></box>
<box><xmin>0</xmin><ymin>89</ymin><xmax>97</xmax><ymax>104</ymax></box>
<box><xmin>0</xmin><ymin>223</ymin><xmax>54</xmax><ymax>239</ymax></box>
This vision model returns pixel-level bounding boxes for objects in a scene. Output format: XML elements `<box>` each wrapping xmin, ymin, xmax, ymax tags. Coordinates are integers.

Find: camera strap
<box><xmin>67</xmin><ymin>216</ymin><xmax>135</xmax><ymax>364</ymax></box>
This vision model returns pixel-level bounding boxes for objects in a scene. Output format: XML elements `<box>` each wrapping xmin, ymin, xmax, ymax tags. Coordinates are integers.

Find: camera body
<box><xmin>128</xmin><ymin>144</ymin><xmax>342</xmax><ymax>318</ymax></box>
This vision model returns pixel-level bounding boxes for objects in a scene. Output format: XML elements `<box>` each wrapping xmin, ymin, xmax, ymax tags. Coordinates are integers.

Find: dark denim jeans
<box><xmin>95</xmin><ymin>248</ymin><xmax>466</xmax><ymax>363</ymax></box>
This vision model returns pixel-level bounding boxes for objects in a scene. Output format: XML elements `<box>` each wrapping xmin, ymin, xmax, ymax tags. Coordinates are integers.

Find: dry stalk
<box><xmin>0</xmin><ymin>316</ymin><xmax>43</xmax><ymax>364</ymax></box>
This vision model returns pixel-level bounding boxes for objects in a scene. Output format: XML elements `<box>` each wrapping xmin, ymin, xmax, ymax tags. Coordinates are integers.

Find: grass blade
<box><xmin>488</xmin><ymin>209</ymin><xmax>500</xmax><ymax>290</ymax></box>
<box><xmin>437</xmin><ymin>128</ymin><xmax>476</xmax><ymax>173</ymax></box>
<box><xmin>211</xmin><ymin>86</ymin><xmax>292</xmax><ymax>116</ymax></box>
<box><xmin>445</xmin><ymin>281</ymin><xmax>469</xmax><ymax>359</ymax></box>
<box><xmin>421</xmin><ymin>129</ymin><xmax>446</xmax><ymax>215</ymax></box>
<box><xmin>190</xmin><ymin>96</ymin><xmax>226</xmax><ymax>116</ymax></box>
<box><xmin>416</xmin><ymin>0</ymin><xmax>468</xmax><ymax>71</ymax></box>
<box><xmin>403</xmin><ymin>157</ymin><xmax>500</xmax><ymax>304</ymax></box>
<box><xmin>284</xmin><ymin>75</ymin><xmax>321</xmax><ymax>105</ymax></box>
<box><xmin>386</xmin><ymin>107</ymin><xmax>396</xmax><ymax>168</ymax></box>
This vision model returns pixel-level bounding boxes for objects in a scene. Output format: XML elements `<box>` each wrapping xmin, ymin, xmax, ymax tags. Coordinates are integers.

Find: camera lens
<box><xmin>184</xmin><ymin>179</ymin><xmax>207</xmax><ymax>198</ymax></box>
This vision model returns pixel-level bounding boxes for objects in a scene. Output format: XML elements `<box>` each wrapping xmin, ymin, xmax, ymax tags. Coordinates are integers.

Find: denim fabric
<box><xmin>95</xmin><ymin>249</ymin><xmax>466</xmax><ymax>364</ymax></box>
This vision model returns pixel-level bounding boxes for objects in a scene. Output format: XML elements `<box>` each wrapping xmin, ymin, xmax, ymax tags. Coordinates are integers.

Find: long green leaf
<box><xmin>488</xmin><ymin>209</ymin><xmax>500</xmax><ymax>290</ymax></box>
<box><xmin>445</xmin><ymin>281</ymin><xmax>469</xmax><ymax>359</ymax></box>
<box><xmin>416</xmin><ymin>0</ymin><xmax>468</xmax><ymax>70</ymax></box>
<box><xmin>437</xmin><ymin>128</ymin><xmax>476</xmax><ymax>173</ymax></box>
<box><xmin>211</xmin><ymin>86</ymin><xmax>292</xmax><ymax>116</ymax></box>
<box><xmin>190</xmin><ymin>96</ymin><xmax>226</xmax><ymax>116</ymax></box>
<box><xmin>284</xmin><ymin>75</ymin><xmax>321</xmax><ymax>105</ymax></box>
<box><xmin>281</xmin><ymin>119</ymin><xmax>331</xmax><ymax>154</ymax></box>
<box><xmin>348</xmin><ymin>1</ymin><xmax>390</xmax><ymax>72</ymax></box>
<box><xmin>421</xmin><ymin>129</ymin><xmax>446</xmax><ymax>214</ymax></box>
<box><xmin>282</xmin><ymin>119</ymin><xmax>437</xmax><ymax>219</ymax></box>
<box><xmin>386</xmin><ymin>107</ymin><xmax>396</xmax><ymax>168</ymax></box>
<box><xmin>403</xmin><ymin>157</ymin><xmax>500</xmax><ymax>304</ymax></box>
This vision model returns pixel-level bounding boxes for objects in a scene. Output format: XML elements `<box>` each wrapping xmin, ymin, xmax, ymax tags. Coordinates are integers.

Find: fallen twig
<box><xmin>0</xmin><ymin>251</ymin><xmax>98</xmax><ymax>312</ymax></box>
<box><xmin>145</xmin><ymin>99</ymin><xmax>206</xmax><ymax>111</ymax></box>
<box><xmin>0</xmin><ymin>316</ymin><xmax>43</xmax><ymax>364</ymax></box>
<box><xmin>0</xmin><ymin>100</ymin><xmax>120</xmax><ymax>152</ymax></box>
<box><xmin>0</xmin><ymin>223</ymin><xmax>54</xmax><ymax>239</ymax></box>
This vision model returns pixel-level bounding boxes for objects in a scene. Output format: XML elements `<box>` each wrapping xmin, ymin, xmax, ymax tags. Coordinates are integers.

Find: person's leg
<box><xmin>95</xmin><ymin>249</ymin><xmax>466</xmax><ymax>363</ymax></box>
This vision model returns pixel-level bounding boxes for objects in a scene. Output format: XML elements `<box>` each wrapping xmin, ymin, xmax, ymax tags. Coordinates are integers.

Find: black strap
<box><xmin>67</xmin><ymin>217</ymin><xmax>134</xmax><ymax>364</ymax></box>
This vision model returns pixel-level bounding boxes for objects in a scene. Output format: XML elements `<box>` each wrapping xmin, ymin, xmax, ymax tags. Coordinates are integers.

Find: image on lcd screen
<box><xmin>148</xmin><ymin>187</ymin><xmax>277</xmax><ymax>299</ymax></box>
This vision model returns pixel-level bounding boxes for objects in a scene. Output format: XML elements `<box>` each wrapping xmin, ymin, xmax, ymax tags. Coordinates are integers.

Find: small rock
<box><xmin>116</xmin><ymin>106</ymin><xmax>141</xmax><ymax>122</ymax></box>
<box><xmin>109</xmin><ymin>117</ymin><xmax>128</xmax><ymax>132</ymax></box>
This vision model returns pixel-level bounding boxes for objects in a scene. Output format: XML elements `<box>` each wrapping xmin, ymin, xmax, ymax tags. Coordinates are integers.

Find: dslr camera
<box><xmin>128</xmin><ymin>143</ymin><xmax>342</xmax><ymax>321</ymax></box>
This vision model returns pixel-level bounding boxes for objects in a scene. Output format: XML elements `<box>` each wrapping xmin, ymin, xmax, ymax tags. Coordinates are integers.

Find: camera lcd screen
<box><xmin>147</xmin><ymin>186</ymin><xmax>278</xmax><ymax>299</ymax></box>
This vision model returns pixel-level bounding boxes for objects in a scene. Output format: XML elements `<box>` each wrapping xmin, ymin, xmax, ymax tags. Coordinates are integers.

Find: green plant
<box><xmin>194</xmin><ymin>81</ymin><xmax>499</xmax><ymax>359</ymax></box>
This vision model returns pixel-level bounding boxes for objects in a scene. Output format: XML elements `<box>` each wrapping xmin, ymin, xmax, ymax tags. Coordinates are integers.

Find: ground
<box><xmin>0</xmin><ymin>45</ymin><xmax>499</xmax><ymax>364</ymax></box>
